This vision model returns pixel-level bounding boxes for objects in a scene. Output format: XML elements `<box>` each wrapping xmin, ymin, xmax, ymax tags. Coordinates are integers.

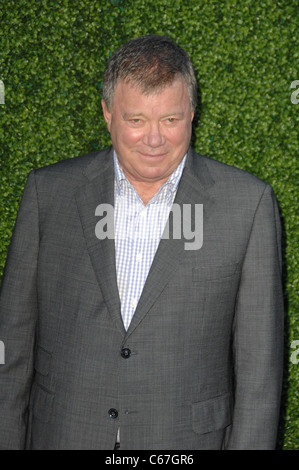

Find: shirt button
<box><xmin>130</xmin><ymin>299</ymin><xmax>137</xmax><ymax>308</ymax></box>
<box><xmin>121</xmin><ymin>348</ymin><xmax>131</xmax><ymax>359</ymax></box>
<box><xmin>136</xmin><ymin>253</ymin><xmax>142</xmax><ymax>261</ymax></box>
<box><xmin>108</xmin><ymin>408</ymin><xmax>118</xmax><ymax>419</ymax></box>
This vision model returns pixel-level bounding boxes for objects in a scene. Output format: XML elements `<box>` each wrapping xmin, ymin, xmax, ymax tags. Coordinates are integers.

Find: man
<box><xmin>0</xmin><ymin>35</ymin><xmax>284</xmax><ymax>450</ymax></box>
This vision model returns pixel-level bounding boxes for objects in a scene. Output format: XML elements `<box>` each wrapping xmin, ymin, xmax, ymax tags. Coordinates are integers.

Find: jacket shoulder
<box><xmin>193</xmin><ymin>151</ymin><xmax>269</xmax><ymax>193</ymax></box>
<box><xmin>29</xmin><ymin>147</ymin><xmax>113</xmax><ymax>207</ymax></box>
<box><xmin>35</xmin><ymin>147</ymin><xmax>111</xmax><ymax>179</ymax></box>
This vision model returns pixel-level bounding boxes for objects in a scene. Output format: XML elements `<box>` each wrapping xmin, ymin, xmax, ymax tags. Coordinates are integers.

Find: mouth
<box><xmin>138</xmin><ymin>151</ymin><xmax>167</xmax><ymax>159</ymax></box>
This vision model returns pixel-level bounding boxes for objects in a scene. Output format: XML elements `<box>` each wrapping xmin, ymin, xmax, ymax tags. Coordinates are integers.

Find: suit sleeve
<box><xmin>225</xmin><ymin>184</ymin><xmax>284</xmax><ymax>449</ymax></box>
<box><xmin>0</xmin><ymin>170</ymin><xmax>39</xmax><ymax>449</ymax></box>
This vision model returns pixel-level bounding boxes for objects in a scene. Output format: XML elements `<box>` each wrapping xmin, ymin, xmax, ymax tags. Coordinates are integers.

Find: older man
<box><xmin>0</xmin><ymin>35</ymin><xmax>283</xmax><ymax>450</ymax></box>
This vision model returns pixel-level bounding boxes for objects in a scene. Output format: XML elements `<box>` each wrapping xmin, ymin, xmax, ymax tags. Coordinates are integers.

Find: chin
<box><xmin>138</xmin><ymin>169</ymin><xmax>169</xmax><ymax>181</ymax></box>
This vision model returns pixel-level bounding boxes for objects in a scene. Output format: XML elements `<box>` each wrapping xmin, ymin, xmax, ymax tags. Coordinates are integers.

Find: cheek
<box><xmin>122</xmin><ymin>129</ymin><xmax>143</xmax><ymax>146</ymax></box>
<box><xmin>168</xmin><ymin>127</ymin><xmax>190</xmax><ymax>147</ymax></box>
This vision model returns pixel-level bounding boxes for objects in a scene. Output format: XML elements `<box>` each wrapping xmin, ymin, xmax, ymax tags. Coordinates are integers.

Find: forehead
<box><xmin>112</xmin><ymin>78</ymin><xmax>190</xmax><ymax>110</ymax></box>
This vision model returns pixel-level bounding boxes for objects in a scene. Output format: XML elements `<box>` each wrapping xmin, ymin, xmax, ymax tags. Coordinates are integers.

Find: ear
<box><xmin>101</xmin><ymin>99</ymin><xmax>112</xmax><ymax>132</ymax></box>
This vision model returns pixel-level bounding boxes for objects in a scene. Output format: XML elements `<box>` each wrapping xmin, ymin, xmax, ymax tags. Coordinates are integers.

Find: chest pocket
<box><xmin>192</xmin><ymin>263</ymin><xmax>239</xmax><ymax>282</ymax></box>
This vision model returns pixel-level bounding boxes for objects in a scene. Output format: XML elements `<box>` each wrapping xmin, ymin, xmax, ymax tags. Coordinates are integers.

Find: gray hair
<box><xmin>102</xmin><ymin>35</ymin><xmax>197</xmax><ymax>111</ymax></box>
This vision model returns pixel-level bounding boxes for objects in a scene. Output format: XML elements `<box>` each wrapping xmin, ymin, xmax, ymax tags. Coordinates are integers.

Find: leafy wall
<box><xmin>0</xmin><ymin>0</ymin><xmax>298</xmax><ymax>449</ymax></box>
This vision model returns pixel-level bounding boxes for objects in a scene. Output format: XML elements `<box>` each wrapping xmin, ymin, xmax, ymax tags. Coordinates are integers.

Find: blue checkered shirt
<box><xmin>114</xmin><ymin>152</ymin><xmax>186</xmax><ymax>331</ymax></box>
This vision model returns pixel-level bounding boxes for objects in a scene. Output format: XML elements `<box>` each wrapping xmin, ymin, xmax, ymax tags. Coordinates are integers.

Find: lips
<box><xmin>138</xmin><ymin>152</ymin><xmax>167</xmax><ymax>158</ymax></box>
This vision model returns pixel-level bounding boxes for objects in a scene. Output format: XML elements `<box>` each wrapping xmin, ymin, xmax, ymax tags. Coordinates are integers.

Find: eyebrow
<box><xmin>123</xmin><ymin>112</ymin><xmax>185</xmax><ymax>119</ymax></box>
<box><xmin>123</xmin><ymin>113</ymin><xmax>144</xmax><ymax>119</ymax></box>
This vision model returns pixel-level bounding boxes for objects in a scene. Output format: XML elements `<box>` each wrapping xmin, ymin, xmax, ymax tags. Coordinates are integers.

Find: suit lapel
<box><xmin>125</xmin><ymin>148</ymin><xmax>215</xmax><ymax>339</ymax></box>
<box><xmin>75</xmin><ymin>147</ymin><xmax>126</xmax><ymax>336</ymax></box>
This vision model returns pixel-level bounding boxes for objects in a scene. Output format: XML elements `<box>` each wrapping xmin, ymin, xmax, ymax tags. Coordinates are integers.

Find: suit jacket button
<box><xmin>121</xmin><ymin>348</ymin><xmax>131</xmax><ymax>359</ymax></box>
<box><xmin>108</xmin><ymin>408</ymin><xmax>118</xmax><ymax>419</ymax></box>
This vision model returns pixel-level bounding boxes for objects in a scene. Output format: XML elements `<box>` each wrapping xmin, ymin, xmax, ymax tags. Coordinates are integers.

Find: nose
<box><xmin>142</xmin><ymin>122</ymin><xmax>165</xmax><ymax>148</ymax></box>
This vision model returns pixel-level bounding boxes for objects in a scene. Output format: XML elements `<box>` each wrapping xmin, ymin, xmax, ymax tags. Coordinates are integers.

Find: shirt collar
<box><xmin>113</xmin><ymin>150</ymin><xmax>186</xmax><ymax>197</ymax></box>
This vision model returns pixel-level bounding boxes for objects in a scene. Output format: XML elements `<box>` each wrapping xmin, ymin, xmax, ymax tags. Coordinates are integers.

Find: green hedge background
<box><xmin>0</xmin><ymin>0</ymin><xmax>298</xmax><ymax>449</ymax></box>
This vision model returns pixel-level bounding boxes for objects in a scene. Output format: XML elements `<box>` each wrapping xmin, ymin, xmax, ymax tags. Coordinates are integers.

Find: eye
<box><xmin>128</xmin><ymin>118</ymin><xmax>143</xmax><ymax>126</ymax></box>
<box><xmin>164</xmin><ymin>117</ymin><xmax>179</xmax><ymax>126</ymax></box>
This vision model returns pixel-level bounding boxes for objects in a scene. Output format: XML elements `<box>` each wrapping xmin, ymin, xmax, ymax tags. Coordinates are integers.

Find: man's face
<box><xmin>101</xmin><ymin>78</ymin><xmax>194</xmax><ymax>186</ymax></box>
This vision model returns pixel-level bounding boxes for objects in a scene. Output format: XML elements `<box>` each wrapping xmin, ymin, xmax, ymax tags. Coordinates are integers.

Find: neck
<box><xmin>129</xmin><ymin>178</ymin><xmax>168</xmax><ymax>205</ymax></box>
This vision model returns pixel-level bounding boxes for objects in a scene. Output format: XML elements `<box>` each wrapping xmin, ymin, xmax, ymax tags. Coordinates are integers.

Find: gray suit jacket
<box><xmin>0</xmin><ymin>147</ymin><xmax>284</xmax><ymax>450</ymax></box>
